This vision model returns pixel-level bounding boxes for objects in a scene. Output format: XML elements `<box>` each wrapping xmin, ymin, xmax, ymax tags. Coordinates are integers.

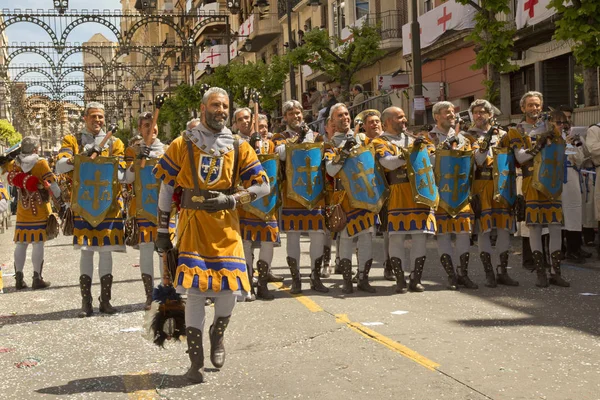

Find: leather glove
<box><xmin>343</xmin><ymin>137</ymin><xmax>357</xmax><ymax>152</ymax></box>
<box><xmin>107</xmin><ymin>124</ymin><xmax>118</xmax><ymax>134</ymax></box>
<box><xmin>155</xmin><ymin>94</ymin><xmax>167</xmax><ymax>109</ymax></box>
<box><xmin>413</xmin><ymin>137</ymin><xmax>424</xmax><ymax>148</ymax></box>
<box><xmin>136</xmin><ymin>145</ymin><xmax>151</xmax><ymax>160</ymax></box>
<box><xmin>155</xmin><ymin>231</ymin><xmax>174</xmax><ymax>253</ymax></box>
<box><xmin>203</xmin><ymin>190</ymin><xmax>235</xmax><ymax>212</ymax></box>
<box><xmin>249</xmin><ymin>132</ymin><xmax>261</xmax><ymax>151</ymax></box>
<box><xmin>85</xmin><ymin>145</ymin><xmax>102</xmax><ymax>157</ymax></box>
<box><xmin>297</xmin><ymin>123</ymin><xmax>310</xmax><ymax>143</ymax></box>
<box><xmin>444</xmin><ymin>136</ymin><xmax>460</xmax><ymax>150</ymax></box>
<box><xmin>536</xmin><ymin>131</ymin><xmax>552</xmax><ymax>150</ymax></box>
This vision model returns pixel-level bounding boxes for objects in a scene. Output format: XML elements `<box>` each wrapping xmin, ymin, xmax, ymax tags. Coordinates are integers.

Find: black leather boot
<box><xmin>78</xmin><ymin>275</ymin><xmax>93</xmax><ymax>318</ymax></box>
<box><xmin>32</xmin><ymin>262</ymin><xmax>51</xmax><ymax>289</ymax></box>
<box><xmin>245</xmin><ymin>263</ymin><xmax>256</xmax><ymax>302</ymax></box>
<box><xmin>266</xmin><ymin>270</ymin><xmax>284</xmax><ymax>283</ymax></box>
<box><xmin>457</xmin><ymin>253</ymin><xmax>478</xmax><ymax>289</ymax></box>
<box><xmin>310</xmin><ymin>256</ymin><xmax>329</xmax><ymax>293</ymax></box>
<box><xmin>14</xmin><ymin>265</ymin><xmax>27</xmax><ymax>290</ymax></box>
<box><xmin>321</xmin><ymin>246</ymin><xmax>331</xmax><ymax>278</ymax></box>
<box><xmin>209</xmin><ymin>316</ymin><xmax>230</xmax><ymax>369</ymax></box>
<box><xmin>440</xmin><ymin>254</ymin><xmax>458</xmax><ymax>290</ymax></box>
<box><xmin>383</xmin><ymin>258</ymin><xmax>395</xmax><ymax>281</ymax></box>
<box><xmin>98</xmin><ymin>274</ymin><xmax>118</xmax><ymax>314</ymax></box>
<box><xmin>549</xmin><ymin>250</ymin><xmax>570</xmax><ymax>287</ymax></box>
<box><xmin>184</xmin><ymin>327</ymin><xmax>204</xmax><ymax>383</ymax></box>
<box><xmin>357</xmin><ymin>259</ymin><xmax>376</xmax><ymax>293</ymax></box>
<box><xmin>408</xmin><ymin>256</ymin><xmax>426</xmax><ymax>292</ymax></box>
<box><xmin>142</xmin><ymin>273</ymin><xmax>154</xmax><ymax>310</ymax></box>
<box><xmin>533</xmin><ymin>250</ymin><xmax>548</xmax><ymax>288</ymax></box>
<box><xmin>286</xmin><ymin>257</ymin><xmax>302</xmax><ymax>294</ymax></box>
<box><xmin>496</xmin><ymin>251</ymin><xmax>519</xmax><ymax>286</ymax></box>
<box><xmin>256</xmin><ymin>260</ymin><xmax>275</xmax><ymax>300</ymax></box>
<box><xmin>339</xmin><ymin>258</ymin><xmax>353</xmax><ymax>294</ymax></box>
<box><xmin>480</xmin><ymin>252</ymin><xmax>496</xmax><ymax>288</ymax></box>
<box><xmin>389</xmin><ymin>257</ymin><xmax>407</xmax><ymax>293</ymax></box>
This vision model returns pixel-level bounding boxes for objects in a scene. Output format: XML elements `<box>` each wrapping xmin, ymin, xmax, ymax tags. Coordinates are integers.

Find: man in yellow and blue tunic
<box><xmin>154</xmin><ymin>87</ymin><xmax>269</xmax><ymax>383</ymax></box>
<box><xmin>1</xmin><ymin>136</ymin><xmax>64</xmax><ymax>290</ymax></box>
<box><xmin>234</xmin><ymin>108</ymin><xmax>281</xmax><ymax>301</ymax></box>
<box><xmin>469</xmin><ymin>99</ymin><xmax>519</xmax><ymax>288</ymax></box>
<box><xmin>56</xmin><ymin>101</ymin><xmax>126</xmax><ymax>317</ymax></box>
<box><xmin>324</xmin><ymin>103</ymin><xmax>377</xmax><ymax>294</ymax></box>
<box><xmin>123</xmin><ymin>109</ymin><xmax>167</xmax><ymax>309</ymax></box>
<box><xmin>372</xmin><ymin>108</ymin><xmax>437</xmax><ymax>293</ymax></box>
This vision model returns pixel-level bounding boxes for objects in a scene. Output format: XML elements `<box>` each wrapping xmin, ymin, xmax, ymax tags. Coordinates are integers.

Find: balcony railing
<box><xmin>366</xmin><ymin>10</ymin><xmax>408</xmax><ymax>41</ymax></box>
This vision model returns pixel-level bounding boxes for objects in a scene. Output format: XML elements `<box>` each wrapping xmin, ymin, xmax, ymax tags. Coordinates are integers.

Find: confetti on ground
<box><xmin>361</xmin><ymin>322</ymin><xmax>384</xmax><ymax>326</ymax></box>
<box><xmin>132</xmin><ymin>264</ymin><xmax>140</xmax><ymax>268</ymax></box>
<box><xmin>0</xmin><ymin>347</ymin><xmax>15</xmax><ymax>353</ymax></box>
<box><xmin>2</xmin><ymin>272</ymin><xmax>15</xmax><ymax>277</ymax></box>
<box><xmin>579</xmin><ymin>293</ymin><xmax>598</xmax><ymax>296</ymax></box>
<box><xmin>120</xmin><ymin>327</ymin><xmax>144</xmax><ymax>333</ymax></box>
<box><xmin>391</xmin><ymin>311</ymin><xmax>409</xmax><ymax>316</ymax></box>
<box><xmin>15</xmin><ymin>358</ymin><xmax>41</xmax><ymax>368</ymax></box>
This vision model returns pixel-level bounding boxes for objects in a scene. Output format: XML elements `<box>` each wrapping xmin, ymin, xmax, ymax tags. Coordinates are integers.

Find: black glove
<box><xmin>85</xmin><ymin>145</ymin><xmax>102</xmax><ymax>157</ymax></box>
<box><xmin>203</xmin><ymin>190</ymin><xmax>235</xmax><ymax>212</ymax></box>
<box><xmin>155</xmin><ymin>94</ymin><xmax>167</xmax><ymax>109</ymax></box>
<box><xmin>155</xmin><ymin>231</ymin><xmax>174</xmax><ymax>253</ymax></box>
<box><xmin>58</xmin><ymin>202</ymin><xmax>68</xmax><ymax>220</ymax></box>
<box><xmin>536</xmin><ymin>131</ymin><xmax>552</xmax><ymax>150</ymax></box>
<box><xmin>136</xmin><ymin>145</ymin><xmax>151</xmax><ymax>160</ymax></box>
<box><xmin>445</xmin><ymin>136</ymin><xmax>460</xmax><ymax>150</ymax></box>
<box><xmin>107</xmin><ymin>124</ymin><xmax>118</xmax><ymax>134</ymax></box>
<box><xmin>413</xmin><ymin>137</ymin><xmax>424</xmax><ymax>148</ymax></box>
<box><xmin>249</xmin><ymin>132</ymin><xmax>261</xmax><ymax>151</ymax></box>
<box><xmin>297</xmin><ymin>123</ymin><xmax>310</xmax><ymax>143</ymax></box>
<box><xmin>343</xmin><ymin>137</ymin><xmax>357</xmax><ymax>152</ymax></box>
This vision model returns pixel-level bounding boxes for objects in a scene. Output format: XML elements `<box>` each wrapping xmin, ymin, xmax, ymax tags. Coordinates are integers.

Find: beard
<box><xmin>525</xmin><ymin>111</ymin><xmax>540</xmax><ymax>121</ymax></box>
<box><xmin>205</xmin><ymin>109</ymin><xmax>228</xmax><ymax>131</ymax></box>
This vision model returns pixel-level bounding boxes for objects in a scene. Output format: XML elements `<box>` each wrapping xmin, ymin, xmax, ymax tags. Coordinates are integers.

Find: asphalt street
<box><xmin>0</xmin><ymin>220</ymin><xmax>598</xmax><ymax>400</ymax></box>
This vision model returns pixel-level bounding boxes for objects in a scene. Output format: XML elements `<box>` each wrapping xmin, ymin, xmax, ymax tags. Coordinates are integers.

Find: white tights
<box><xmin>388</xmin><ymin>233</ymin><xmax>428</xmax><ymax>270</ymax></box>
<box><xmin>286</xmin><ymin>231</ymin><xmax>325</xmax><ymax>270</ymax></box>
<box><xmin>139</xmin><ymin>242</ymin><xmax>159</xmax><ymax>278</ymax></box>
<box><xmin>478</xmin><ymin>229</ymin><xmax>510</xmax><ymax>264</ymax></box>
<box><xmin>243</xmin><ymin>240</ymin><xmax>274</xmax><ymax>268</ymax></box>
<box><xmin>79</xmin><ymin>250</ymin><xmax>113</xmax><ymax>279</ymax></box>
<box><xmin>14</xmin><ymin>242</ymin><xmax>44</xmax><ymax>274</ymax></box>
<box><xmin>185</xmin><ymin>292</ymin><xmax>236</xmax><ymax>332</ymax></box>
<box><xmin>339</xmin><ymin>231</ymin><xmax>372</xmax><ymax>271</ymax></box>
<box><xmin>437</xmin><ymin>233</ymin><xmax>471</xmax><ymax>265</ymax></box>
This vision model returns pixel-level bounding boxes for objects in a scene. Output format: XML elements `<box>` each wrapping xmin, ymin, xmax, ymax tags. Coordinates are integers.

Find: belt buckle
<box><xmin>191</xmin><ymin>195</ymin><xmax>205</xmax><ymax>203</ymax></box>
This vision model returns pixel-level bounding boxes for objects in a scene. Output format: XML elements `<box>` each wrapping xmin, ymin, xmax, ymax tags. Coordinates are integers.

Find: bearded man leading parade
<box><xmin>153</xmin><ymin>87</ymin><xmax>269</xmax><ymax>383</ymax></box>
<box><xmin>56</xmin><ymin>102</ymin><xmax>126</xmax><ymax>317</ymax></box>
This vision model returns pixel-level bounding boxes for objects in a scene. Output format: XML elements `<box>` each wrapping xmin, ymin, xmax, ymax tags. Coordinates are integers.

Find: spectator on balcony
<box><xmin>308</xmin><ymin>87</ymin><xmax>322</xmax><ymax>119</ymax></box>
<box><xmin>352</xmin><ymin>84</ymin><xmax>368</xmax><ymax>115</ymax></box>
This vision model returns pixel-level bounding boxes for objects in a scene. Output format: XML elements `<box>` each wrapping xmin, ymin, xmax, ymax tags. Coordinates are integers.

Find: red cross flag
<box><xmin>200</xmin><ymin>44</ymin><xmax>228</xmax><ymax>67</ymax></box>
<box><xmin>402</xmin><ymin>0</ymin><xmax>476</xmax><ymax>56</ymax></box>
<box><xmin>515</xmin><ymin>0</ymin><xmax>556</xmax><ymax>29</ymax></box>
<box><xmin>238</xmin><ymin>14</ymin><xmax>255</xmax><ymax>43</ymax></box>
<box><xmin>229</xmin><ymin>40</ymin><xmax>238</xmax><ymax>60</ymax></box>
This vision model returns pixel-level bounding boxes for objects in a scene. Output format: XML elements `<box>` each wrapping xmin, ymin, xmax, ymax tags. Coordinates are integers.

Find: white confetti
<box><xmin>361</xmin><ymin>322</ymin><xmax>384</xmax><ymax>326</ymax></box>
<box><xmin>579</xmin><ymin>293</ymin><xmax>598</xmax><ymax>296</ymax></box>
<box><xmin>391</xmin><ymin>310</ymin><xmax>409</xmax><ymax>315</ymax></box>
<box><xmin>120</xmin><ymin>327</ymin><xmax>143</xmax><ymax>332</ymax></box>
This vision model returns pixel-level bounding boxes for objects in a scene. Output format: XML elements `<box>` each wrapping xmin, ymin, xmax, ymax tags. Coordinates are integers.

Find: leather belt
<box><xmin>386</xmin><ymin>170</ymin><xmax>409</xmax><ymax>184</ymax></box>
<box><xmin>521</xmin><ymin>163</ymin><xmax>533</xmax><ymax>178</ymax></box>
<box><xmin>474</xmin><ymin>168</ymin><xmax>493</xmax><ymax>180</ymax></box>
<box><xmin>180</xmin><ymin>187</ymin><xmax>234</xmax><ymax>210</ymax></box>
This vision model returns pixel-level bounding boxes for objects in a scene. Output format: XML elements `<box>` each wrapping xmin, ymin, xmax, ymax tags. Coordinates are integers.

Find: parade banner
<box><xmin>532</xmin><ymin>142</ymin><xmax>565</xmax><ymax>200</ymax></box>
<box><xmin>71</xmin><ymin>155</ymin><xmax>119</xmax><ymax>227</ymax></box>
<box><xmin>434</xmin><ymin>148</ymin><xmax>473</xmax><ymax>217</ymax></box>
<box><xmin>242</xmin><ymin>153</ymin><xmax>281</xmax><ymax>220</ymax></box>
<box><xmin>492</xmin><ymin>147</ymin><xmax>517</xmax><ymax>207</ymax></box>
<box><xmin>134</xmin><ymin>158</ymin><xmax>160</xmax><ymax>224</ymax></box>
<box><xmin>285</xmin><ymin>142</ymin><xmax>324</xmax><ymax>210</ymax></box>
<box><xmin>338</xmin><ymin>146</ymin><xmax>389</xmax><ymax>213</ymax></box>
<box><xmin>403</xmin><ymin>144</ymin><xmax>439</xmax><ymax>208</ymax></box>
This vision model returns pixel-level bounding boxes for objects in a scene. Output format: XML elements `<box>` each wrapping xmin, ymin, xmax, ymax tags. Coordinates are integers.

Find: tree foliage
<box><xmin>157</xmin><ymin>83</ymin><xmax>203</xmax><ymax>138</ymax></box>
<box><xmin>550</xmin><ymin>0</ymin><xmax>600</xmax><ymax>68</ymax></box>
<box><xmin>287</xmin><ymin>24</ymin><xmax>384</xmax><ymax>92</ymax></box>
<box><xmin>456</xmin><ymin>0</ymin><xmax>517</xmax><ymax>103</ymax></box>
<box><xmin>0</xmin><ymin>120</ymin><xmax>22</xmax><ymax>146</ymax></box>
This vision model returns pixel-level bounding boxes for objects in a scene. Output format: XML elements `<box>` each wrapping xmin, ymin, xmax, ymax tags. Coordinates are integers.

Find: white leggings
<box><xmin>79</xmin><ymin>250</ymin><xmax>113</xmax><ymax>279</ymax></box>
<box><xmin>478</xmin><ymin>230</ymin><xmax>510</xmax><ymax>264</ymax></box>
<box><xmin>243</xmin><ymin>240</ymin><xmax>274</xmax><ymax>268</ymax></box>
<box><xmin>286</xmin><ymin>231</ymin><xmax>324</xmax><ymax>269</ymax></box>
<box><xmin>14</xmin><ymin>242</ymin><xmax>44</xmax><ymax>274</ymax></box>
<box><xmin>437</xmin><ymin>233</ymin><xmax>471</xmax><ymax>265</ymax></box>
<box><xmin>185</xmin><ymin>292</ymin><xmax>236</xmax><ymax>332</ymax></box>
<box><xmin>388</xmin><ymin>233</ymin><xmax>428</xmax><ymax>269</ymax></box>
<box><xmin>339</xmin><ymin>231</ymin><xmax>372</xmax><ymax>271</ymax></box>
<box><xmin>139</xmin><ymin>242</ymin><xmax>159</xmax><ymax>278</ymax></box>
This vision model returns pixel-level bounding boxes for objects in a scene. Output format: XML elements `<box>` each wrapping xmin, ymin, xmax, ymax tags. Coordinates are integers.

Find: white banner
<box><xmin>515</xmin><ymin>0</ymin><xmax>556</xmax><ymax>29</ymax></box>
<box><xmin>402</xmin><ymin>0</ymin><xmax>477</xmax><ymax>55</ymax></box>
<box><xmin>199</xmin><ymin>44</ymin><xmax>228</xmax><ymax>68</ymax></box>
<box><xmin>238</xmin><ymin>14</ymin><xmax>255</xmax><ymax>43</ymax></box>
<box><xmin>229</xmin><ymin>40</ymin><xmax>238</xmax><ymax>60</ymax></box>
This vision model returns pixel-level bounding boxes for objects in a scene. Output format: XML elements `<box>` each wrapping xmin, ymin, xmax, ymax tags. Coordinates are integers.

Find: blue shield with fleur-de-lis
<box><xmin>242</xmin><ymin>154</ymin><xmax>280</xmax><ymax>221</ymax></box>
<box><xmin>532</xmin><ymin>142</ymin><xmax>565</xmax><ymax>200</ymax></box>
<box><xmin>403</xmin><ymin>145</ymin><xmax>439</xmax><ymax>208</ymax></box>
<box><xmin>492</xmin><ymin>147</ymin><xmax>517</xmax><ymax>207</ymax></box>
<box><xmin>134</xmin><ymin>159</ymin><xmax>160</xmax><ymax>224</ymax></box>
<box><xmin>285</xmin><ymin>142</ymin><xmax>324</xmax><ymax>210</ymax></box>
<box><xmin>434</xmin><ymin>148</ymin><xmax>474</xmax><ymax>217</ymax></box>
<box><xmin>198</xmin><ymin>154</ymin><xmax>224</xmax><ymax>185</ymax></box>
<box><xmin>71</xmin><ymin>155</ymin><xmax>119</xmax><ymax>227</ymax></box>
<box><xmin>339</xmin><ymin>146</ymin><xmax>389</xmax><ymax>213</ymax></box>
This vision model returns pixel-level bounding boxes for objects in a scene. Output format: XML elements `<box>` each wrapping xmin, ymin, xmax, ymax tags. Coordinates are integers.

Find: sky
<box><xmin>2</xmin><ymin>0</ymin><xmax>123</xmax><ymax>101</ymax></box>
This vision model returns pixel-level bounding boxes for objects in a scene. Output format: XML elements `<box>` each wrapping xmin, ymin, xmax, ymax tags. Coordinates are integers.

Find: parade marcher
<box><xmin>0</xmin><ymin>180</ymin><xmax>8</xmax><ymax>214</ymax></box>
<box><xmin>324</xmin><ymin>103</ymin><xmax>378</xmax><ymax>293</ymax></box>
<box><xmin>583</xmin><ymin>121</ymin><xmax>600</xmax><ymax>255</ymax></box>
<box><xmin>153</xmin><ymin>87</ymin><xmax>269</xmax><ymax>383</ymax></box>
<box><xmin>372</xmin><ymin>108</ymin><xmax>437</xmax><ymax>292</ymax></box>
<box><xmin>428</xmin><ymin>101</ymin><xmax>477</xmax><ymax>290</ymax></box>
<box><xmin>56</xmin><ymin>102</ymin><xmax>127</xmax><ymax>316</ymax></box>
<box><xmin>234</xmin><ymin>108</ymin><xmax>282</xmax><ymax>301</ymax></box>
<box><xmin>123</xmin><ymin>103</ymin><xmax>167</xmax><ymax>310</ymax></box>
<box><xmin>1</xmin><ymin>136</ymin><xmax>64</xmax><ymax>290</ymax></box>
<box><xmin>273</xmin><ymin>100</ymin><xmax>327</xmax><ymax>294</ymax></box>
<box><xmin>468</xmin><ymin>99</ymin><xmax>519</xmax><ymax>287</ymax></box>
<box><xmin>502</xmin><ymin>92</ymin><xmax>569</xmax><ymax>287</ymax></box>
<box><xmin>322</xmin><ymin>117</ymin><xmax>337</xmax><ymax>277</ymax></box>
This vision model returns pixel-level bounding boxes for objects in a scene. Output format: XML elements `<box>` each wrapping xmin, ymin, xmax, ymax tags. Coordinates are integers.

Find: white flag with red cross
<box><xmin>402</xmin><ymin>0</ymin><xmax>477</xmax><ymax>56</ymax></box>
<box><xmin>515</xmin><ymin>0</ymin><xmax>556</xmax><ymax>29</ymax></box>
<box><xmin>229</xmin><ymin>40</ymin><xmax>238</xmax><ymax>60</ymax></box>
<box><xmin>200</xmin><ymin>44</ymin><xmax>228</xmax><ymax>68</ymax></box>
<box><xmin>238</xmin><ymin>14</ymin><xmax>255</xmax><ymax>43</ymax></box>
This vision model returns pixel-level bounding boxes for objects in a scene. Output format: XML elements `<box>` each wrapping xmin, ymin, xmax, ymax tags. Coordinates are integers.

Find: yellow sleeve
<box><xmin>238</xmin><ymin>140</ymin><xmax>268</xmax><ymax>189</ymax></box>
<box><xmin>371</xmin><ymin>138</ymin><xmax>397</xmax><ymax>159</ymax></box>
<box><xmin>153</xmin><ymin>136</ymin><xmax>183</xmax><ymax>187</ymax></box>
<box><xmin>111</xmin><ymin>138</ymin><xmax>126</xmax><ymax>169</ymax></box>
<box><xmin>124</xmin><ymin>146</ymin><xmax>136</xmax><ymax>168</ymax></box>
<box><xmin>35</xmin><ymin>159</ymin><xmax>56</xmax><ymax>184</ymax></box>
<box><xmin>0</xmin><ymin>182</ymin><xmax>8</xmax><ymax>201</ymax></box>
<box><xmin>57</xmin><ymin>135</ymin><xmax>78</xmax><ymax>160</ymax></box>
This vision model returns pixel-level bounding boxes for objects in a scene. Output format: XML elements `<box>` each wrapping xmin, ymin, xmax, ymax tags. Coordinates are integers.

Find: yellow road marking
<box><xmin>270</xmin><ymin>281</ymin><xmax>324</xmax><ymax>312</ymax></box>
<box><xmin>335</xmin><ymin>314</ymin><xmax>440</xmax><ymax>371</ymax></box>
<box><xmin>124</xmin><ymin>371</ymin><xmax>157</xmax><ymax>400</ymax></box>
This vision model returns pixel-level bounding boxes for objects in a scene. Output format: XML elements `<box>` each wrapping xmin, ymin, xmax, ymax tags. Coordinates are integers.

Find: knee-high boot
<box><xmin>408</xmin><ymin>256</ymin><xmax>426</xmax><ymax>292</ymax></box>
<box><xmin>456</xmin><ymin>253</ymin><xmax>478</xmax><ymax>289</ymax></box>
<box><xmin>533</xmin><ymin>250</ymin><xmax>548</xmax><ymax>288</ymax></box>
<box><xmin>440</xmin><ymin>254</ymin><xmax>458</xmax><ymax>290</ymax></box>
<box><xmin>549</xmin><ymin>250</ymin><xmax>570</xmax><ymax>287</ymax></box>
<box><xmin>98</xmin><ymin>274</ymin><xmax>117</xmax><ymax>314</ymax></box>
<box><xmin>78</xmin><ymin>275</ymin><xmax>93</xmax><ymax>318</ymax></box>
<box><xmin>287</xmin><ymin>257</ymin><xmax>302</xmax><ymax>294</ymax></box>
<box><xmin>310</xmin><ymin>256</ymin><xmax>329</xmax><ymax>293</ymax></box>
<box><xmin>339</xmin><ymin>258</ymin><xmax>353</xmax><ymax>294</ymax></box>
<box><xmin>209</xmin><ymin>316</ymin><xmax>230</xmax><ymax>369</ymax></box>
<box><xmin>389</xmin><ymin>257</ymin><xmax>407</xmax><ymax>294</ymax></box>
<box><xmin>356</xmin><ymin>259</ymin><xmax>376</xmax><ymax>293</ymax></box>
<box><xmin>496</xmin><ymin>251</ymin><xmax>519</xmax><ymax>286</ymax></box>
<box><xmin>141</xmin><ymin>273</ymin><xmax>153</xmax><ymax>310</ymax></box>
<box><xmin>14</xmin><ymin>264</ymin><xmax>27</xmax><ymax>290</ymax></box>
<box><xmin>184</xmin><ymin>327</ymin><xmax>204</xmax><ymax>383</ymax></box>
<box><xmin>480</xmin><ymin>252</ymin><xmax>496</xmax><ymax>288</ymax></box>
<box><xmin>256</xmin><ymin>260</ymin><xmax>275</xmax><ymax>300</ymax></box>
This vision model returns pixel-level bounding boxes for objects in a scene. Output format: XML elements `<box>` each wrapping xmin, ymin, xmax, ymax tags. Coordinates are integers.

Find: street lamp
<box><xmin>53</xmin><ymin>0</ymin><xmax>68</xmax><ymax>14</ymax></box>
<box><xmin>227</xmin><ymin>0</ymin><xmax>241</xmax><ymax>14</ymax></box>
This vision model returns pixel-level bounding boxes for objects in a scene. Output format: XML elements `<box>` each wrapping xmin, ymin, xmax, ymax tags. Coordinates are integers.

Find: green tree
<box><xmin>287</xmin><ymin>24</ymin><xmax>384</xmax><ymax>93</ymax></box>
<box><xmin>157</xmin><ymin>83</ymin><xmax>203</xmax><ymax>138</ymax></box>
<box><xmin>456</xmin><ymin>0</ymin><xmax>517</xmax><ymax>104</ymax></box>
<box><xmin>0</xmin><ymin>120</ymin><xmax>22</xmax><ymax>146</ymax></box>
<box><xmin>550</xmin><ymin>0</ymin><xmax>600</xmax><ymax>106</ymax></box>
